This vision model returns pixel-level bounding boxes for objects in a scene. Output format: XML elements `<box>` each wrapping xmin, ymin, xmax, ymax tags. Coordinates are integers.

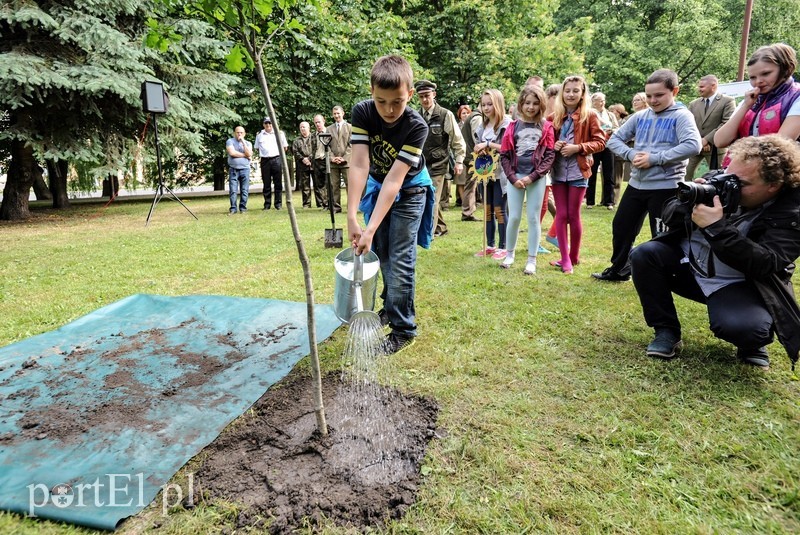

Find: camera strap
<box><xmin>684</xmin><ymin>218</ymin><xmax>716</xmax><ymax>278</ymax></box>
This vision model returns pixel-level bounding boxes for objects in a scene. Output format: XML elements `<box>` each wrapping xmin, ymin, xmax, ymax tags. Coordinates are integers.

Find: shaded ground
<box><xmin>195</xmin><ymin>373</ymin><xmax>439</xmax><ymax>533</ymax></box>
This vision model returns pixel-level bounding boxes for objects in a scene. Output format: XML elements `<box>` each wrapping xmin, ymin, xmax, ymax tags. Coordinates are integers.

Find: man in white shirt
<box><xmin>686</xmin><ymin>75</ymin><xmax>736</xmax><ymax>179</ymax></box>
<box><xmin>255</xmin><ymin>117</ymin><xmax>288</xmax><ymax>210</ymax></box>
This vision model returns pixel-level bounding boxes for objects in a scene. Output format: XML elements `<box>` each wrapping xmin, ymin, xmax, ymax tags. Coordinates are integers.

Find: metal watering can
<box><xmin>333</xmin><ymin>248</ymin><xmax>380</xmax><ymax>324</ymax></box>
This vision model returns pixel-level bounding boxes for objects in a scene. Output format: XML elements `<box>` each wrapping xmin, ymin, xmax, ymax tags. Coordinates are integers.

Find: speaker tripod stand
<box><xmin>145</xmin><ymin>113</ymin><xmax>198</xmax><ymax>226</ymax></box>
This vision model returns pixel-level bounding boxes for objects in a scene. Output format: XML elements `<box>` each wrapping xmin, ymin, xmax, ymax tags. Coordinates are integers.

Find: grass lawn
<box><xmin>1</xmin><ymin>187</ymin><xmax>798</xmax><ymax>534</ymax></box>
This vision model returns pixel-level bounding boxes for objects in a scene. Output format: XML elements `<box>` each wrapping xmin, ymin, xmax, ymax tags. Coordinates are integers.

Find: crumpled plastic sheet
<box><xmin>0</xmin><ymin>294</ymin><xmax>342</xmax><ymax>530</ymax></box>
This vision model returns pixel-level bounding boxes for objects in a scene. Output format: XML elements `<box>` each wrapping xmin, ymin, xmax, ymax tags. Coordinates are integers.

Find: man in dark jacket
<box><xmin>629</xmin><ymin>134</ymin><xmax>800</xmax><ymax>370</ymax></box>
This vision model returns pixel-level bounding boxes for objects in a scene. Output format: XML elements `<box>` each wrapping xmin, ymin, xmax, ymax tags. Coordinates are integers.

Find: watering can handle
<box><xmin>352</xmin><ymin>252</ymin><xmax>365</xmax><ymax>312</ymax></box>
<box><xmin>353</xmin><ymin>252</ymin><xmax>364</xmax><ymax>286</ymax></box>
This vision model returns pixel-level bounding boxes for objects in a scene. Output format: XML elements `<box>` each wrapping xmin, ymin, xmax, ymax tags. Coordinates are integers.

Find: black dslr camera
<box><xmin>676</xmin><ymin>170</ymin><xmax>741</xmax><ymax>214</ymax></box>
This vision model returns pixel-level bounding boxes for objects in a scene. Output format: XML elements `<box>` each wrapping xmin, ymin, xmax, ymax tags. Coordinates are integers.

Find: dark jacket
<box><xmin>421</xmin><ymin>102</ymin><xmax>451</xmax><ymax>176</ymax></box>
<box><xmin>658</xmin><ymin>187</ymin><xmax>800</xmax><ymax>368</ymax></box>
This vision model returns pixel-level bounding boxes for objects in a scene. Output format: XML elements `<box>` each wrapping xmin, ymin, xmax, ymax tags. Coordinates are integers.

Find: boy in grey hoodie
<box><xmin>592</xmin><ymin>69</ymin><xmax>702</xmax><ymax>281</ymax></box>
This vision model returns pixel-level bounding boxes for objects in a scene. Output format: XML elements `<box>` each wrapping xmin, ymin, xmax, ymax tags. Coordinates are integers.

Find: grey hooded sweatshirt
<box><xmin>608</xmin><ymin>102</ymin><xmax>701</xmax><ymax>190</ymax></box>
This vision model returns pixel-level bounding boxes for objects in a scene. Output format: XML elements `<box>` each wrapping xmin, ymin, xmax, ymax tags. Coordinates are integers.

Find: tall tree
<box><xmin>554</xmin><ymin>0</ymin><xmax>739</xmax><ymax>105</ymax></box>
<box><xmin>0</xmin><ymin>0</ymin><xmax>238</xmax><ymax>220</ymax></box>
<box><xmin>396</xmin><ymin>0</ymin><xmax>591</xmax><ymax>109</ymax></box>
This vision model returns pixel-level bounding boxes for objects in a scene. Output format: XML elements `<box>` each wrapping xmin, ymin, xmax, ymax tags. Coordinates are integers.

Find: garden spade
<box><xmin>319</xmin><ymin>132</ymin><xmax>343</xmax><ymax>248</ymax></box>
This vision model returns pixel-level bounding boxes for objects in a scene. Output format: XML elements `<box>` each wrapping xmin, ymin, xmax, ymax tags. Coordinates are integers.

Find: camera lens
<box><xmin>676</xmin><ymin>182</ymin><xmax>698</xmax><ymax>205</ymax></box>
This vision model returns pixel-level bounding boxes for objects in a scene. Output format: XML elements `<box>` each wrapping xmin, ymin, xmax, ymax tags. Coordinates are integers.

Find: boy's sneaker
<box><xmin>537</xmin><ymin>244</ymin><xmax>551</xmax><ymax>254</ymax></box>
<box><xmin>523</xmin><ymin>257</ymin><xmax>537</xmax><ymax>275</ymax></box>
<box><xmin>475</xmin><ymin>246</ymin><xmax>496</xmax><ymax>257</ymax></box>
<box><xmin>545</xmin><ymin>235</ymin><xmax>559</xmax><ymax>249</ymax></box>
<box><xmin>491</xmin><ymin>249</ymin><xmax>508</xmax><ymax>260</ymax></box>
<box><xmin>382</xmin><ymin>332</ymin><xmax>415</xmax><ymax>355</ymax></box>
<box><xmin>646</xmin><ymin>329</ymin><xmax>682</xmax><ymax>359</ymax></box>
<box><xmin>736</xmin><ymin>347</ymin><xmax>770</xmax><ymax>369</ymax></box>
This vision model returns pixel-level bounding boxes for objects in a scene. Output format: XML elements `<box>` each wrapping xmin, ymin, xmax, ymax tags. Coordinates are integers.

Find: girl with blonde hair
<box><xmin>547</xmin><ymin>75</ymin><xmax>606</xmax><ymax>274</ymax></box>
<box><xmin>474</xmin><ymin>89</ymin><xmax>512</xmax><ymax>259</ymax></box>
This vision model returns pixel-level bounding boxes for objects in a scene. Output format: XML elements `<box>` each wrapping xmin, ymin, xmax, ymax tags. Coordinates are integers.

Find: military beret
<box><xmin>414</xmin><ymin>80</ymin><xmax>437</xmax><ymax>93</ymax></box>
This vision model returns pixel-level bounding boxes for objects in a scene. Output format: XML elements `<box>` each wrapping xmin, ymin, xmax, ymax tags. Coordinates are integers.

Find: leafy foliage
<box><xmin>553</xmin><ymin>0</ymin><xmax>800</xmax><ymax>106</ymax></box>
<box><xmin>0</xmin><ymin>0</ymin><xmax>240</xmax><ymax>215</ymax></box>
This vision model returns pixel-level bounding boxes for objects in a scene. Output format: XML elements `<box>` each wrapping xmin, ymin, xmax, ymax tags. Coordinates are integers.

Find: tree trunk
<box><xmin>32</xmin><ymin>167</ymin><xmax>52</xmax><ymax>201</ymax></box>
<box><xmin>0</xmin><ymin>139</ymin><xmax>36</xmax><ymax>221</ymax></box>
<box><xmin>47</xmin><ymin>159</ymin><xmax>71</xmax><ymax>209</ymax></box>
<box><xmin>213</xmin><ymin>155</ymin><xmax>227</xmax><ymax>190</ymax></box>
<box><xmin>101</xmin><ymin>174</ymin><xmax>120</xmax><ymax>198</ymax></box>
<box><xmin>251</xmin><ymin>43</ymin><xmax>328</xmax><ymax>436</ymax></box>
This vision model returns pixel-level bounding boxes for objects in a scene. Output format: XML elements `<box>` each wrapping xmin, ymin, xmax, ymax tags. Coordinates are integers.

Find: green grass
<box><xmin>1</xmin><ymin>189</ymin><xmax>799</xmax><ymax>534</ymax></box>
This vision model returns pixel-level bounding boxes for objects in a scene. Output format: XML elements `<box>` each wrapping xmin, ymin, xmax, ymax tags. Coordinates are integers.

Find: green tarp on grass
<box><xmin>0</xmin><ymin>294</ymin><xmax>341</xmax><ymax>530</ymax></box>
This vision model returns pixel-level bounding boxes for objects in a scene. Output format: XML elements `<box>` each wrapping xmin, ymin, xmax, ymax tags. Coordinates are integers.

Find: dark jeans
<box><xmin>630</xmin><ymin>240</ymin><xmax>773</xmax><ymax>349</ymax></box>
<box><xmin>484</xmin><ymin>180</ymin><xmax>507</xmax><ymax>249</ymax></box>
<box><xmin>261</xmin><ymin>156</ymin><xmax>282</xmax><ymax>208</ymax></box>
<box><xmin>373</xmin><ymin>187</ymin><xmax>426</xmax><ymax>337</ymax></box>
<box><xmin>587</xmin><ymin>148</ymin><xmax>615</xmax><ymax>206</ymax></box>
<box><xmin>608</xmin><ymin>185</ymin><xmax>676</xmax><ymax>276</ymax></box>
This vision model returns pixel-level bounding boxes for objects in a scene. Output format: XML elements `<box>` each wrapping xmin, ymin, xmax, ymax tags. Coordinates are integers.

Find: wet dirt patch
<box><xmin>195</xmin><ymin>373</ymin><xmax>439</xmax><ymax>534</ymax></box>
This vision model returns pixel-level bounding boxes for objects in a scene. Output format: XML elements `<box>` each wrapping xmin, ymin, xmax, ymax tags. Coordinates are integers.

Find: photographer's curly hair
<box><xmin>727</xmin><ymin>134</ymin><xmax>800</xmax><ymax>188</ymax></box>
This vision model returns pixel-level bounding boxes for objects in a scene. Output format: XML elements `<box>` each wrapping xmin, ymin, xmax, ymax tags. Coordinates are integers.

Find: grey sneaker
<box><xmin>736</xmin><ymin>347</ymin><xmax>770</xmax><ymax>369</ymax></box>
<box><xmin>646</xmin><ymin>329</ymin><xmax>682</xmax><ymax>359</ymax></box>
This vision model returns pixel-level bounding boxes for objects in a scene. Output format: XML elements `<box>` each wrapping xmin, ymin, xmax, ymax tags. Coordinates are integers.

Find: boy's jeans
<box><xmin>372</xmin><ymin>188</ymin><xmax>425</xmax><ymax>337</ymax></box>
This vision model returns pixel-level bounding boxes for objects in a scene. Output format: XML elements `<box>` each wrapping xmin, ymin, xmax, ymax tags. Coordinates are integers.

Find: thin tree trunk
<box><xmin>101</xmin><ymin>174</ymin><xmax>119</xmax><ymax>198</ymax></box>
<box><xmin>213</xmin><ymin>154</ymin><xmax>227</xmax><ymax>191</ymax></box>
<box><xmin>32</xmin><ymin>167</ymin><xmax>52</xmax><ymax>201</ymax></box>
<box><xmin>0</xmin><ymin>139</ymin><xmax>36</xmax><ymax>221</ymax></box>
<box><xmin>251</xmin><ymin>46</ymin><xmax>328</xmax><ymax>436</ymax></box>
<box><xmin>47</xmin><ymin>159</ymin><xmax>71</xmax><ymax>209</ymax></box>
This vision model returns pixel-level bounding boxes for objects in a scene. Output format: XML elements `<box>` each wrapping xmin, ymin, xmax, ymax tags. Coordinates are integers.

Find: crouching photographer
<box><xmin>629</xmin><ymin>134</ymin><xmax>800</xmax><ymax>370</ymax></box>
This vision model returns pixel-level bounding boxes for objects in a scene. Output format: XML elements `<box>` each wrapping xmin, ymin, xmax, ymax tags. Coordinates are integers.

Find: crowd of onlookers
<box><xmin>223</xmin><ymin>43</ymin><xmax>800</xmax><ymax>368</ymax></box>
<box><xmin>225</xmin><ymin>43</ymin><xmax>799</xmax><ymax>279</ymax></box>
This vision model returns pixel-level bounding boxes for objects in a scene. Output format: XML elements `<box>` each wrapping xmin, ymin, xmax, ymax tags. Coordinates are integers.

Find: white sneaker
<box><xmin>523</xmin><ymin>256</ymin><xmax>537</xmax><ymax>275</ymax></box>
<box><xmin>501</xmin><ymin>252</ymin><xmax>515</xmax><ymax>269</ymax></box>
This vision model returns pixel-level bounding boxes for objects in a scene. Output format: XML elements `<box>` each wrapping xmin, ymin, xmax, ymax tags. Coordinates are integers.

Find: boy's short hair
<box><xmin>646</xmin><ymin>69</ymin><xmax>679</xmax><ymax>90</ymax></box>
<box><xmin>748</xmin><ymin>43</ymin><xmax>798</xmax><ymax>83</ymax></box>
<box><xmin>727</xmin><ymin>134</ymin><xmax>800</xmax><ymax>188</ymax></box>
<box><xmin>370</xmin><ymin>55</ymin><xmax>414</xmax><ymax>91</ymax></box>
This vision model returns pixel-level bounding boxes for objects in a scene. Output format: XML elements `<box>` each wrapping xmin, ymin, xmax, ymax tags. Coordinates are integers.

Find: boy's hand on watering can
<box><xmin>353</xmin><ymin>228</ymin><xmax>374</xmax><ymax>255</ymax></box>
<box><xmin>347</xmin><ymin>217</ymin><xmax>371</xmax><ymax>254</ymax></box>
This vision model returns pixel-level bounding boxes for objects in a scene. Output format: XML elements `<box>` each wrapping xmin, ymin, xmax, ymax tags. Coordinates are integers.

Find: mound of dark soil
<box><xmin>195</xmin><ymin>373</ymin><xmax>439</xmax><ymax>533</ymax></box>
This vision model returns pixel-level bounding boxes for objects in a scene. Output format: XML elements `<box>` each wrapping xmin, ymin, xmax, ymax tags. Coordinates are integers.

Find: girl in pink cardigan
<box><xmin>499</xmin><ymin>85</ymin><xmax>555</xmax><ymax>274</ymax></box>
